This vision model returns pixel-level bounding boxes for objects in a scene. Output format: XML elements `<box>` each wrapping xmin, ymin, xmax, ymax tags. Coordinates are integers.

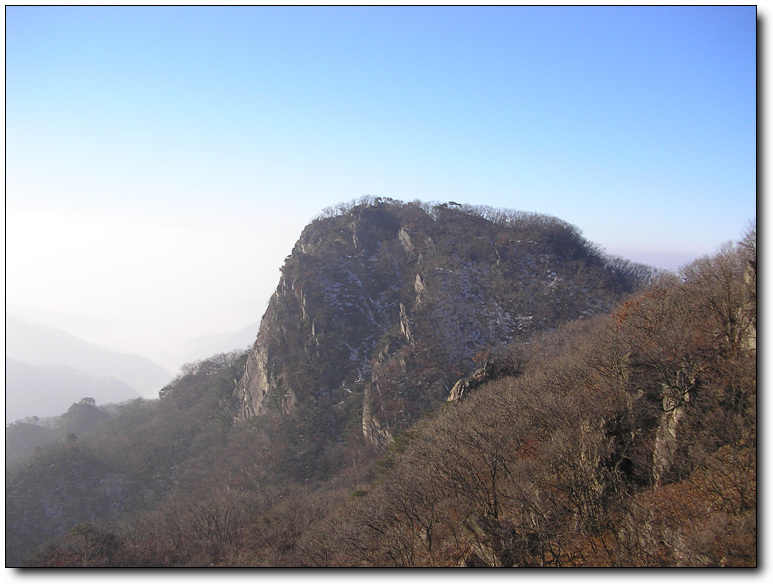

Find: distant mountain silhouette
<box><xmin>5</xmin><ymin>314</ymin><xmax>173</xmax><ymax>408</ymax></box>
<box><xmin>5</xmin><ymin>359</ymin><xmax>141</xmax><ymax>422</ymax></box>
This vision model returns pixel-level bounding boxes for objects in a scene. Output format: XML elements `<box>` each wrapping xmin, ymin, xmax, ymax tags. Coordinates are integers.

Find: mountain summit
<box><xmin>233</xmin><ymin>198</ymin><xmax>654</xmax><ymax>450</ymax></box>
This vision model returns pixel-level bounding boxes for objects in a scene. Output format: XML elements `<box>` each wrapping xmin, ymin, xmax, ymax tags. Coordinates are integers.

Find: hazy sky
<box><xmin>5</xmin><ymin>6</ymin><xmax>757</xmax><ymax>373</ymax></box>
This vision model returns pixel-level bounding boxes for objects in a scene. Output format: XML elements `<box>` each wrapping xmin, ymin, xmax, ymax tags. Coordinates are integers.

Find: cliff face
<box><xmin>234</xmin><ymin>199</ymin><xmax>652</xmax><ymax>447</ymax></box>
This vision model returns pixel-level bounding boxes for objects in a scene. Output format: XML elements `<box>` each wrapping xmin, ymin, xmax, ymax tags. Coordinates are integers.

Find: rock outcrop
<box><xmin>446</xmin><ymin>355</ymin><xmax>522</xmax><ymax>402</ymax></box>
<box><xmin>234</xmin><ymin>198</ymin><xmax>654</xmax><ymax>448</ymax></box>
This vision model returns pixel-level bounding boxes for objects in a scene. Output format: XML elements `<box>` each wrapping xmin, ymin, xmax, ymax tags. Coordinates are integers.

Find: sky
<box><xmin>4</xmin><ymin>6</ymin><xmax>758</xmax><ymax>376</ymax></box>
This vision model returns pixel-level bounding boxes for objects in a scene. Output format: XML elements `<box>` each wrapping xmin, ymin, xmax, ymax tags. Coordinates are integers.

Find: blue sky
<box><xmin>5</xmin><ymin>6</ymin><xmax>757</xmax><ymax>375</ymax></box>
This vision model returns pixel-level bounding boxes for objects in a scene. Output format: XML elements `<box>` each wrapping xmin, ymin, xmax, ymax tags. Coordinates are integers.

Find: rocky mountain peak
<box><xmin>233</xmin><ymin>198</ymin><xmax>654</xmax><ymax>449</ymax></box>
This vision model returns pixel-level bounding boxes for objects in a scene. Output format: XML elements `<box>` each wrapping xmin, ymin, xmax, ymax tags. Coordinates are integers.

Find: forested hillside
<box><xmin>5</xmin><ymin>202</ymin><xmax>755</xmax><ymax>567</ymax></box>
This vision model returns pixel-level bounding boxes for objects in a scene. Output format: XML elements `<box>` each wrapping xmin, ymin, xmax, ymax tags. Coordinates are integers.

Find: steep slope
<box><xmin>234</xmin><ymin>199</ymin><xmax>654</xmax><ymax>449</ymax></box>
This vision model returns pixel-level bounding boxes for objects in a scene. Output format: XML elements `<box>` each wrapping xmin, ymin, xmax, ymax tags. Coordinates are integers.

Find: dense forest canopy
<box><xmin>5</xmin><ymin>202</ymin><xmax>755</xmax><ymax>567</ymax></box>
